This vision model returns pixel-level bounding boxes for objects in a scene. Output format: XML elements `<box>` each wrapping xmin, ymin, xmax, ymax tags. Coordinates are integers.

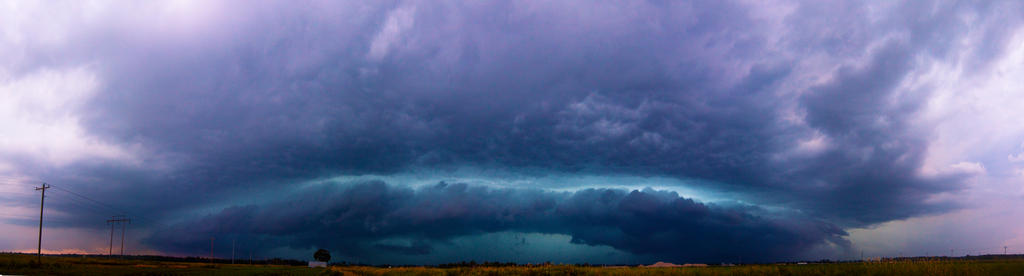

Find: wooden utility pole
<box><xmin>35</xmin><ymin>183</ymin><xmax>50</xmax><ymax>264</ymax></box>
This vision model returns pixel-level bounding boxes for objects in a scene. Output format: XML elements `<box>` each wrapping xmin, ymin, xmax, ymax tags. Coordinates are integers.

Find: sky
<box><xmin>2</xmin><ymin>0</ymin><xmax>1024</xmax><ymax>265</ymax></box>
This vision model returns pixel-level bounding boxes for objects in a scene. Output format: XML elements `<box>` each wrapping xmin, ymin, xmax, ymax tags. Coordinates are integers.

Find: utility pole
<box><xmin>120</xmin><ymin>217</ymin><xmax>131</xmax><ymax>257</ymax></box>
<box><xmin>35</xmin><ymin>183</ymin><xmax>50</xmax><ymax>264</ymax></box>
<box><xmin>107</xmin><ymin>216</ymin><xmax>130</xmax><ymax>257</ymax></box>
<box><xmin>210</xmin><ymin>237</ymin><xmax>215</xmax><ymax>265</ymax></box>
<box><xmin>1005</xmin><ymin>246</ymin><xmax>1008</xmax><ymax>255</ymax></box>
<box><xmin>108</xmin><ymin>219</ymin><xmax>114</xmax><ymax>256</ymax></box>
<box><xmin>250</xmin><ymin>250</ymin><xmax>253</xmax><ymax>265</ymax></box>
<box><xmin>232</xmin><ymin>239</ymin><xmax>235</xmax><ymax>264</ymax></box>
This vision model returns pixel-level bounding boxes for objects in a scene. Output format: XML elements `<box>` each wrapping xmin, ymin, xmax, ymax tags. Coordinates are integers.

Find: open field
<box><xmin>4</xmin><ymin>253</ymin><xmax>1024</xmax><ymax>275</ymax></box>
<box><xmin>324</xmin><ymin>260</ymin><xmax>1024</xmax><ymax>276</ymax></box>
<box><xmin>0</xmin><ymin>253</ymin><xmax>322</xmax><ymax>275</ymax></box>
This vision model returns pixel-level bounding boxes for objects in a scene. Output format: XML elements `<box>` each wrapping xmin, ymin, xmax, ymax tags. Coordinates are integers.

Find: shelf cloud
<box><xmin>3</xmin><ymin>0</ymin><xmax>1024</xmax><ymax>263</ymax></box>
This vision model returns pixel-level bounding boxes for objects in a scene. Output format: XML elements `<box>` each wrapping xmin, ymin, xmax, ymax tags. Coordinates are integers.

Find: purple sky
<box><xmin>2</xmin><ymin>0</ymin><xmax>1024</xmax><ymax>264</ymax></box>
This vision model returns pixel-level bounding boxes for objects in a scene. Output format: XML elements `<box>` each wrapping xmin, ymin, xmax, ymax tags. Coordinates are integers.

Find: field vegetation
<box><xmin>3</xmin><ymin>253</ymin><xmax>1024</xmax><ymax>275</ymax></box>
<box><xmin>0</xmin><ymin>253</ymin><xmax>321</xmax><ymax>275</ymax></box>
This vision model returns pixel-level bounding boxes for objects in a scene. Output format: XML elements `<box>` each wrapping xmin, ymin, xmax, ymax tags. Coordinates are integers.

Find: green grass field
<box><xmin>4</xmin><ymin>253</ymin><xmax>1024</xmax><ymax>275</ymax></box>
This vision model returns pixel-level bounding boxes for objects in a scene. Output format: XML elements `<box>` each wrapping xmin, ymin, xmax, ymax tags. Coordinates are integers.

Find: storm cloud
<box><xmin>3</xmin><ymin>0</ymin><xmax>1024</xmax><ymax>263</ymax></box>
<box><xmin>146</xmin><ymin>181</ymin><xmax>847</xmax><ymax>263</ymax></box>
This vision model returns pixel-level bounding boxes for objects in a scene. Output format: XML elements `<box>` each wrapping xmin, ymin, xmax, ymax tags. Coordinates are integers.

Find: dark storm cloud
<box><xmin>59</xmin><ymin>0</ymin><xmax>967</xmax><ymax>224</ymax></box>
<box><xmin>6</xmin><ymin>0</ymin><xmax>1023</xmax><ymax>262</ymax></box>
<box><xmin>145</xmin><ymin>181</ymin><xmax>847</xmax><ymax>263</ymax></box>
<box><xmin>790</xmin><ymin>41</ymin><xmax>959</xmax><ymax>224</ymax></box>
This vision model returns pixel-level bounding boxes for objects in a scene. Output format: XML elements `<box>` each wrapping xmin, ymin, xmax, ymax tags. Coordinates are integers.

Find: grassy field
<box><xmin>0</xmin><ymin>253</ymin><xmax>323</xmax><ymax>275</ymax></box>
<box><xmin>324</xmin><ymin>260</ymin><xmax>1024</xmax><ymax>276</ymax></box>
<box><xmin>4</xmin><ymin>253</ymin><xmax>1024</xmax><ymax>275</ymax></box>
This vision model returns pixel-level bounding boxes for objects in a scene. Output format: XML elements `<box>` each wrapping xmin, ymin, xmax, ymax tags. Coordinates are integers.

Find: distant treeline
<box><xmin>0</xmin><ymin>252</ymin><xmax>307</xmax><ymax>266</ymax></box>
<box><xmin>778</xmin><ymin>255</ymin><xmax>1024</xmax><ymax>265</ymax></box>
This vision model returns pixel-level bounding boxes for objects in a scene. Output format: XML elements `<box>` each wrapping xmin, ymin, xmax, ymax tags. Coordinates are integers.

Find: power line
<box><xmin>2</xmin><ymin>190</ymin><xmax>123</xmax><ymax>229</ymax></box>
<box><xmin>17</xmin><ymin>179</ymin><xmax>169</xmax><ymax>228</ymax></box>
<box><xmin>47</xmin><ymin>184</ymin><xmax>171</xmax><ymax>229</ymax></box>
<box><xmin>50</xmin><ymin>185</ymin><xmax>128</xmax><ymax>214</ymax></box>
<box><xmin>48</xmin><ymin>190</ymin><xmax>116</xmax><ymax>218</ymax></box>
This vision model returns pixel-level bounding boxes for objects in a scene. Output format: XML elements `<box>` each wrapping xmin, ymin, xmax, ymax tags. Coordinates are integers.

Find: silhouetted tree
<box><xmin>314</xmin><ymin>249</ymin><xmax>331</xmax><ymax>262</ymax></box>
